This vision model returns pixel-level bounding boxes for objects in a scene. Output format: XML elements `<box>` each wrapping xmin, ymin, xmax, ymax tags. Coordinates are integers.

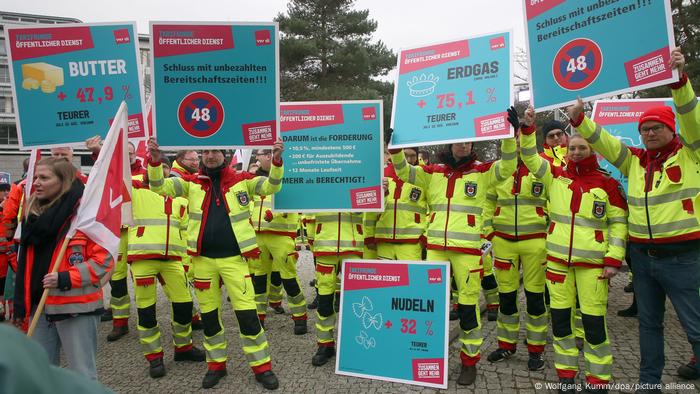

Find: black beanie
<box><xmin>541</xmin><ymin>120</ymin><xmax>565</xmax><ymax>139</ymax></box>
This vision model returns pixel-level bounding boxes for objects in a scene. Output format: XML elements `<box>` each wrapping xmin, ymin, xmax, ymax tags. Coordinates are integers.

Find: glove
<box><xmin>480</xmin><ymin>241</ymin><xmax>493</xmax><ymax>256</ymax></box>
<box><xmin>384</xmin><ymin>128</ymin><xmax>393</xmax><ymax>145</ymax></box>
<box><xmin>506</xmin><ymin>106</ymin><xmax>520</xmax><ymax>130</ymax></box>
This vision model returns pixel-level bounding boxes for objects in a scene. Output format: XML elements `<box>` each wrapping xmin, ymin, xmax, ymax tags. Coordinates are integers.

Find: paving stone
<box><xmin>89</xmin><ymin>253</ymin><xmax>698</xmax><ymax>393</ymax></box>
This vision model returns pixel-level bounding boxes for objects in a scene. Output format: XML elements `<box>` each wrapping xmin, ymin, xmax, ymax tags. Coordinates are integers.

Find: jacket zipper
<box><xmin>257</xmin><ymin>196</ymin><xmax>264</xmax><ymax>232</ymax></box>
<box><xmin>513</xmin><ymin>171</ymin><xmax>520</xmax><ymax>240</ymax></box>
<box><xmin>444</xmin><ymin>197</ymin><xmax>451</xmax><ymax>247</ymax></box>
<box><xmin>392</xmin><ymin>197</ymin><xmax>398</xmax><ymax>240</ymax></box>
<box><xmin>164</xmin><ymin>196</ymin><xmax>170</xmax><ymax>257</ymax></box>
<box><xmin>567</xmin><ymin>188</ymin><xmax>579</xmax><ymax>265</ymax></box>
<box><xmin>337</xmin><ymin>213</ymin><xmax>341</xmax><ymax>253</ymax></box>
<box><xmin>644</xmin><ymin>164</ymin><xmax>654</xmax><ymax>240</ymax></box>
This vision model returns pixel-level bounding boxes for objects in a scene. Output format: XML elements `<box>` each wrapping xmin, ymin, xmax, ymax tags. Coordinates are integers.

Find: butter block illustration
<box><xmin>40</xmin><ymin>79</ymin><xmax>56</xmax><ymax>93</ymax></box>
<box><xmin>22</xmin><ymin>62</ymin><xmax>65</xmax><ymax>89</ymax></box>
<box><xmin>21</xmin><ymin>78</ymin><xmax>40</xmax><ymax>90</ymax></box>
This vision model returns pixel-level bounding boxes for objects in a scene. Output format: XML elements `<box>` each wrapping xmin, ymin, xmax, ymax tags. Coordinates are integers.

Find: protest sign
<box><xmin>336</xmin><ymin>260</ymin><xmax>450</xmax><ymax>389</ymax></box>
<box><xmin>150</xmin><ymin>22</ymin><xmax>279</xmax><ymax>149</ymax></box>
<box><xmin>590</xmin><ymin>98</ymin><xmax>680</xmax><ymax>192</ymax></box>
<box><xmin>274</xmin><ymin>101</ymin><xmax>383</xmax><ymax>212</ymax></box>
<box><xmin>390</xmin><ymin>31</ymin><xmax>513</xmax><ymax>148</ymax></box>
<box><xmin>524</xmin><ymin>0</ymin><xmax>676</xmax><ymax>110</ymax></box>
<box><xmin>5</xmin><ymin>22</ymin><xmax>146</xmax><ymax>149</ymax></box>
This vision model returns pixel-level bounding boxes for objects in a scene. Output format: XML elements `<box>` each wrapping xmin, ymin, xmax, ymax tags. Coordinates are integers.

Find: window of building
<box><xmin>0</xmin><ymin>65</ymin><xmax>9</xmax><ymax>84</ymax></box>
<box><xmin>0</xmin><ymin>96</ymin><xmax>11</xmax><ymax>113</ymax></box>
<box><xmin>0</xmin><ymin>124</ymin><xmax>18</xmax><ymax>145</ymax></box>
<box><xmin>0</xmin><ymin>38</ymin><xmax>6</xmax><ymax>56</ymax></box>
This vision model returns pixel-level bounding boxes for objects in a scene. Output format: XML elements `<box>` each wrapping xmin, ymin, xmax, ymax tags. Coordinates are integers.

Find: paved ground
<box><xmin>90</xmin><ymin>252</ymin><xmax>698</xmax><ymax>393</ymax></box>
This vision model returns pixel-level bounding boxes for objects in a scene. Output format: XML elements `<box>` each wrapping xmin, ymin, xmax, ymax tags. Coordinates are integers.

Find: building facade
<box><xmin>0</xmin><ymin>11</ymin><xmax>153</xmax><ymax>182</ymax></box>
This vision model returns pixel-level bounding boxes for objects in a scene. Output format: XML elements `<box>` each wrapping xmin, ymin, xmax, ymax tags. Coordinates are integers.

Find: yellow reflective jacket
<box><xmin>364</xmin><ymin>164</ymin><xmax>428</xmax><ymax>245</ymax></box>
<box><xmin>520</xmin><ymin>127</ymin><xmax>628</xmax><ymax>268</ymax></box>
<box><xmin>251</xmin><ymin>195</ymin><xmax>299</xmax><ymax>238</ymax></box>
<box><xmin>483</xmin><ymin>161</ymin><xmax>549</xmax><ymax>241</ymax></box>
<box><xmin>128</xmin><ymin>181</ymin><xmax>188</xmax><ymax>262</ymax></box>
<box><xmin>312</xmin><ymin>212</ymin><xmax>364</xmax><ymax>256</ymax></box>
<box><xmin>148</xmin><ymin>161</ymin><xmax>283</xmax><ymax>258</ymax></box>
<box><xmin>390</xmin><ymin>138</ymin><xmax>517</xmax><ymax>254</ymax></box>
<box><xmin>541</xmin><ymin>144</ymin><xmax>567</xmax><ymax>167</ymax></box>
<box><xmin>574</xmin><ymin>75</ymin><xmax>700</xmax><ymax>244</ymax></box>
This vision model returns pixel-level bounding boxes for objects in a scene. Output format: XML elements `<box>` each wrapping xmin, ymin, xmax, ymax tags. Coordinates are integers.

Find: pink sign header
<box><xmin>344</xmin><ymin>262</ymin><xmax>410</xmax><ymax>291</ymax></box>
<box><xmin>593</xmin><ymin>100</ymin><xmax>667</xmax><ymax>126</ymax></box>
<box><xmin>152</xmin><ymin>25</ymin><xmax>234</xmax><ymax>57</ymax></box>
<box><xmin>280</xmin><ymin>104</ymin><xmax>345</xmax><ymax>132</ymax></box>
<box><xmin>9</xmin><ymin>26</ymin><xmax>95</xmax><ymax>61</ymax></box>
<box><xmin>399</xmin><ymin>40</ymin><xmax>470</xmax><ymax>75</ymax></box>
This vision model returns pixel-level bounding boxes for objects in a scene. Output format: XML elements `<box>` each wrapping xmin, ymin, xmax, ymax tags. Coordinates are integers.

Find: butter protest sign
<box><xmin>5</xmin><ymin>22</ymin><xmax>146</xmax><ymax>149</ymax></box>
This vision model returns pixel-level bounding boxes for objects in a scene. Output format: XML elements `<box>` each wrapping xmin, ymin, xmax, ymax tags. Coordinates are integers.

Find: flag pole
<box><xmin>27</xmin><ymin>235</ymin><xmax>71</xmax><ymax>337</ymax></box>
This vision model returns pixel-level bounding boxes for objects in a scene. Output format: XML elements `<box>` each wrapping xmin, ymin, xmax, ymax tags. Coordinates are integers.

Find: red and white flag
<box><xmin>69</xmin><ymin>101</ymin><xmax>133</xmax><ymax>257</ymax></box>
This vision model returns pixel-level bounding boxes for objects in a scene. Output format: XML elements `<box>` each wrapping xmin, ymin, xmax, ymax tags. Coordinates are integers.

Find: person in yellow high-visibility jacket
<box><xmin>85</xmin><ymin>136</ymin><xmax>147</xmax><ymax>341</ymax></box>
<box><xmin>309</xmin><ymin>212</ymin><xmax>364</xmax><ymax>367</ymax></box>
<box><xmin>128</xmin><ymin>161</ymin><xmax>205</xmax><ymax>379</ymax></box>
<box><xmin>146</xmin><ymin>139</ymin><xmax>283</xmax><ymax>390</ymax></box>
<box><xmin>248</xmin><ymin>150</ymin><xmax>307</xmax><ymax>335</ymax></box>
<box><xmin>389</xmin><ymin>124</ymin><xmax>517</xmax><ymax>386</ymax></box>
<box><xmin>520</xmin><ymin>106</ymin><xmax>628</xmax><ymax>391</ymax></box>
<box><xmin>483</xmin><ymin>109</ymin><xmax>549</xmax><ymax>371</ymax></box>
<box><xmin>570</xmin><ymin>48</ymin><xmax>700</xmax><ymax>388</ymax></box>
<box><xmin>364</xmin><ymin>146</ymin><xmax>427</xmax><ymax>261</ymax></box>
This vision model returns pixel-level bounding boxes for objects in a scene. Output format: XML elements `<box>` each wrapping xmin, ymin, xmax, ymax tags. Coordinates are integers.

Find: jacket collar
<box><xmin>565</xmin><ymin>155</ymin><xmax>599</xmax><ymax>177</ymax></box>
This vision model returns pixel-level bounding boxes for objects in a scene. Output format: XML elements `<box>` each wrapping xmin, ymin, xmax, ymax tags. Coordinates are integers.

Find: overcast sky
<box><xmin>3</xmin><ymin>0</ymin><xmax>528</xmax><ymax>54</ymax></box>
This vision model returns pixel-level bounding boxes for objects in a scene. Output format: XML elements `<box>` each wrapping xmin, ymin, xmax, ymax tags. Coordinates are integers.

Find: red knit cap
<box><xmin>638</xmin><ymin>106</ymin><xmax>676</xmax><ymax>133</ymax></box>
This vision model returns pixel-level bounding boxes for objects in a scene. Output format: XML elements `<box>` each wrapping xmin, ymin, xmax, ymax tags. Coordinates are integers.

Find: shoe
<box><xmin>678</xmin><ymin>360</ymin><xmax>700</xmax><ymax>380</ymax></box>
<box><xmin>271</xmin><ymin>304</ymin><xmax>285</xmax><ymax>314</ymax></box>
<box><xmin>191</xmin><ymin>315</ymin><xmax>204</xmax><ymax>330</ymax></box>
<box><xmin>307</xmin><ymin>293</ymin><xmax>319</xmax><ymax>309</ymax></box>
<box><xmin>101</xmin><ymin>308</ymin><xmax>113</xmax><ymax>322</ymax></box>
<box><xmin>457</xmin><ymin>365</ymin><xmax>476</xmax><ymax>385</ymax></box>
<box><xmin>575</xmin><ymin>338</ymin><xmax>584</xmax><ymax>351</ymax></box>
<box><xmin>202</xmin><ymin>369</ymin><xmax>227</xmax><ymax>389</ymax></box>
<box><xmin>106</xmin><ymin>325</ymin><xmax>128</xmax><ymax>342</ymax></box>
<box><xmin>311</xmin><ymin>346</ymin><xmax>336</xmax><ymax>366</ymax></box>
<box><xmin>149</xmin><ymin>358</ymin><xmax>166</xmax><ymax>379</ymax></box>
<box><xmin>293</xmin><ymin>319</ymin><xmax>307</xmax><ymax>335</ymax></box>
<box><xmin>487</xmin><ymin>348</ymin><xmax>515</xmax><ymax>363</ymax></box>
<box><xmin>624</xmin><ymin>282</ymin><xmax>634</xmax><ymax>293</ymax></box>
<box><xmin>486</xmin><ymin>308</ymin><xmax>498</xmax><ymax>322</ymax></box>
<box><xmin>617</xmin><ymin>305</ymin><xmax>638</xmax><ymax>317</ymax></box>
<box><xmin>449</xmin><ymin>305</ymin><xmax>459</xmax><ymax>321</ymax></box>
<box><xmin>559</xmin><ymin>377</ymin><xmax>576</xmax><ymax>393</ymax></box>
<box><xmin>174</xmin><ymin>346</ymin><xmax>206</xmax><ymax>362</ymax></box>
<box><xmin>255</xmin><ymin>370</ymin><xmax>279</xmax><ymax>390</ymax></box>
<box><xmin>528</xmin><ymin>352</ymin><xmax>545</xmax><ymax>371</ymax></box>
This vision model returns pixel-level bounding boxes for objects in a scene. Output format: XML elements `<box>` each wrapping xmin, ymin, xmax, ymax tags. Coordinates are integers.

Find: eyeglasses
<box><xmin>640</xmin><ymin>124</ymin><xmax>667</xmax><ymax>135</ymax></box>
<box><xmin>546</xmin><ymin>131</ymin><xmax>564</xmax><ymax>139</ymax></box>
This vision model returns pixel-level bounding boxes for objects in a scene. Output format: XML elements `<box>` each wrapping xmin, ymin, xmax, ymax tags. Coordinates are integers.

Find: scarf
<box><xmin>18</xmin><ymin>179</ymin><xmax>84</xmax><ymax>309</ymax></box>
